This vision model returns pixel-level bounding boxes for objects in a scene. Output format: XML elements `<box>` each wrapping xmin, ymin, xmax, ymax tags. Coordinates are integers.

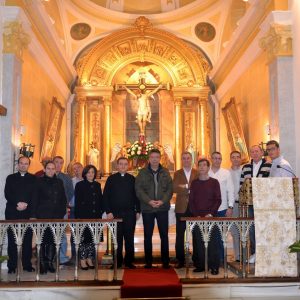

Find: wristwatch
<box><xmin>228</xmin><ymin>206</ymin><xmax>234</xmax><ymax>209</ymax></box>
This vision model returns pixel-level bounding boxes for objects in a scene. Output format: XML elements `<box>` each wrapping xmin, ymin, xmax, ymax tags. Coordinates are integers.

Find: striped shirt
<box><xmin>240</xmin><ymin>159</ymin><xmax>272</xmax><ymax>185</ymax></box>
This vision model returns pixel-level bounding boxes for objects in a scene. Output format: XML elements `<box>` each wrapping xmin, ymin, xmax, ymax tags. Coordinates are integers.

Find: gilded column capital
<box><xmin>259</xmin><ymin>24</ymin><xmax>292</xmax><ymax>62</ymax></box>
<box><xmin>174</xmin><ymin>97</ymin><xmax>183</xmax><ymax>106</ymax></box>
<box><xmin>103</xmin><ymin>96</ymin><xmax>112</xmax><ymax>106</ymax></box>
<box><xmin>76</xmin><ymin>96</ymin><xmax>86</xmax><ymax>104</ymax></box>
<box><xmin>3</xmin><ymin>21</ymin><xmax>30</xmax><ymax>59</ymax></box>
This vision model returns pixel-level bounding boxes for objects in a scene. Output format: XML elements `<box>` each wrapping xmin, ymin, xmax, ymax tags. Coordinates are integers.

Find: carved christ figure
<box><xmin>124</xmin><ymin>84</ymin><xmax>162</xmax><ymax>135</ymax></box>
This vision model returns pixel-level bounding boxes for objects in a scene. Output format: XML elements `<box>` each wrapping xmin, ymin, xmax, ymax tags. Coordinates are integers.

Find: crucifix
<box><xmin>114</xmin><ymin>77</ymin><xmax>171</xmax><ymax>136</ymax></box>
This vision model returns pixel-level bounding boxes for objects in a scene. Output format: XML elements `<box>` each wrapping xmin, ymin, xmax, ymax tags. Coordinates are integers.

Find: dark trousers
<box><xmin>192</xmin><ymin>226</ymin><xmax>219</xmax><ymax>270</ymax></box>
<box><xmin>248</xmin><ymin>205</ymin><xmax>255</xmax><ymax>254</ymax></box>
<box><xmin>142</xmin><ymin>211</ymin><xmax>169</xmax><ymax>265</ymax></box>
<box><xmin>7</xmin><ymin>227</ymin><xmax>33</xmax><ymax>270</ymax></box>
<box><xmin>114</xmin><ymin>211</ymin><xmax>136</xmax><ymax>267</ymax></box>
<box><xmin>175</xmin><ymin>211</ymin><xmax>190</xmax><ymax>263</ymax></box>
<box><xmin>217</xmin><ymin>209</ymin><xmax>227</xmax><ymax>261</ymax></box>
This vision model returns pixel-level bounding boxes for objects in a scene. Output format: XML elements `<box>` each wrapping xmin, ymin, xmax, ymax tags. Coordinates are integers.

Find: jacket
<box><xmin>173</xmin><ymin>168</ymin><xmax>198</xmax><ymax>213</ymax></box>
<box><xmin>4</xmin><ymin>172</ymin><xmax>37</xmax><ymax>220</ymax></box>
<box><xmin>32</xmin><ymin>175</ymin><xmax>67</xmax><ymax>219</ymax></box>
<box><xmin>74</xmin><ymin>179</ymin><xmax>103</xmax><ymax>219</ymax></box>
<box><xmin>135</xmin><ymin>164</ymin><xmax>173</xmax><ymax>213</ymax></box>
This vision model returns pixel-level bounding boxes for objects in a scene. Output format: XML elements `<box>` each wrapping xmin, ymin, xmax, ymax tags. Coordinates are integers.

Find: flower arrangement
<box><xmin>127</xmin><ymin>140</ymin><xmax>154</xmax><ymax>160</ymax></box>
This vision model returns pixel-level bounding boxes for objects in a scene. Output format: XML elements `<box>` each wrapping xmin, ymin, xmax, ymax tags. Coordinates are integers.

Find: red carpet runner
<box><xmin>121</xmin><ymin>268</ymin><xmax>182</xmax><ymax>298</ymax></box>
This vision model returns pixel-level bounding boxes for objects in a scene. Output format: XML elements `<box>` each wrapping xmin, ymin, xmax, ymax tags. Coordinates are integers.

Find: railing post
<box><xmin>36</xmin><ymin>243</ymin><xmax>41</xmax><ymax>282</ymax></box>
<box><xmin>94</xmin><ymin>242</ymin><xmax>99</xmax><ymax>281</ymax></box>
<box><xmin>184</xmin><ymin>221</ymin><xmax>190</xmax><ymax>279</ymax></box>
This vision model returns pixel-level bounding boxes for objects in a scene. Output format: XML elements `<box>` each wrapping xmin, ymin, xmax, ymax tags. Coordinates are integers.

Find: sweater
<box><xmin>189</xmin><ymin>177</ymin><xmax>221</xmax><ymax>217</ymax></box>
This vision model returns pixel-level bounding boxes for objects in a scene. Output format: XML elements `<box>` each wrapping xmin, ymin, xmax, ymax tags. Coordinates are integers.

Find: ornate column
<box><xmin>0</xmin><ymin>16</ymin><xmax>30</xmax><ymax>219</ymax></box>
<box><xmin>291</xmin><ymin>1</ymin><xmax>300</xmax><ymax>176</ymax></box>
<box><xmin>75</xmin><ymin>95</ymin><xmax>86</xmax><ymax>164</ymax></box>
<box><xmin>198</xmin><ymin>88</ymin><xmax>210</xmax><ymax>157</ymax></box>
<box><xmin>174</xmin><ymin>97</ymin><xmax>183</xmax><ymax>170</ymax></box>
<box><xmin>103</xmin><ymin>96</ymin><xmax>112</xmax><ymax>174</ymax></box>
<box><xmin>260</xmin><ymin>19</ymin><xmax>295</xmax><ymax>167</ymax></box>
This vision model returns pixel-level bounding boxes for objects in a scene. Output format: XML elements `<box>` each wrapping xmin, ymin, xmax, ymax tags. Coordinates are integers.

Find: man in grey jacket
<box><xmin>135</xmin><ymin>149</ymin><xmax>173</xmax><ymax>269</ymax></box>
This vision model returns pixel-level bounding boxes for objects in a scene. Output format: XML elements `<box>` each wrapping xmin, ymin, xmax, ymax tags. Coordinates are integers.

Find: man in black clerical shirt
<box><xmin>103</xmin><ymin>157</ymin><xmax>140</xmax><ymax>269</ymax></box>
<box><xmin>4</xmin><ymin>156</ymin><xmax>37</xmax><ymax>273</ymax></box>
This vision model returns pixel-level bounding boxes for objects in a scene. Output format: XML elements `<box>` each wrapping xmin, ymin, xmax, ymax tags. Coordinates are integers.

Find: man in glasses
<box><xmin>266</xmin><ymin>140</ymin><xmax>295</xmax><ymax>177</ymax></box>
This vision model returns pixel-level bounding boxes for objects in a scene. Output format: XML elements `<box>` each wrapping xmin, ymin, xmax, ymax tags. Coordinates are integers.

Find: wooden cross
<box><xmin>0</xmin><ymin>104</ymin><xmax>7</xmax><ymax>116</ymax></box>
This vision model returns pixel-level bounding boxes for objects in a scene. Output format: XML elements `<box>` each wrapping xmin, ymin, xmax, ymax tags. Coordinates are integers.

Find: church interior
<box><xmin>0</xmin><ymin>0</ymin><xmax>300</xmax><ymax>299</ymax></box>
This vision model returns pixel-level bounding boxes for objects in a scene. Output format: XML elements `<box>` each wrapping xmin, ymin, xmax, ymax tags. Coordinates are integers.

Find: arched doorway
<box><xmin>72</xmin><ymin>17</ymin><xmax>213</xmax><ymax>173</ymax></box>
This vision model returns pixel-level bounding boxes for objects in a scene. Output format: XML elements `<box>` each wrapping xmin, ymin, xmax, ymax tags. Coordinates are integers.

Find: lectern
<box><xmin>238</xmin><ymin>177</ymin><xmax>299</xmax><ymax>276</ymax></box>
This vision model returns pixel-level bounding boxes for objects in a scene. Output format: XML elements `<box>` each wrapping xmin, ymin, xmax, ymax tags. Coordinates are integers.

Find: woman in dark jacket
<box><xmin>74</xmin><ymin>164</ymin><xmax>103</xmax><ymax>270</ymax></box>
<box><xmin>32</xmin><ymin>161</ymin><xmax>67</xmax><ymax>274</ymax></box>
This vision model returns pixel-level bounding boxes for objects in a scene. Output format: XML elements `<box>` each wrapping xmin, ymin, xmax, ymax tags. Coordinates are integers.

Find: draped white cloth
<box><xmin>252</xmin><ymin>177</ymin><xmax>297</xmax><ymax>277</ymax></box>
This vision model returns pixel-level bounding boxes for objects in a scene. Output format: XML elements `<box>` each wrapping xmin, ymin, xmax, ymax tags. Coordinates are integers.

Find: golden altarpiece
<box><xmin>71</xmin><ymin>17</ymin><xmax>214</xmax><ymax>174</ymax></box>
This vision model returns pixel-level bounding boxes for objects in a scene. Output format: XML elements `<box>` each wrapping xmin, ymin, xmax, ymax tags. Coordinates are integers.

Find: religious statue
<box><xmin>124</xmin><ymin>84</ymin><xmax>162</xmax><ymax>135</ymax></box>
<box><xmin>186</xmin><ymin>143</ymin><xmax>197</xmax><ymax>166</ymax></box>
<box><xmin>163</xmin><ymin>144</ymin><xmax>174</xmax><ymax>164</ymax></box>
<box><xmin>44</xmin><ymin>134</ymin><xmax>54</xmax><ymax>158</ymax></box>
<box><xmin>88</xmin><ymin>141</ymin><xmax>99</xmax><ymax>168</ymax></box>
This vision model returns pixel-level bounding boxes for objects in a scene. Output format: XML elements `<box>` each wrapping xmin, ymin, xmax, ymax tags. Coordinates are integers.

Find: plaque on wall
<box><xmin>195</xmin><ymin>22</ymin><xmax>216</xmax><ymax>42</ymax></box>
<box><xmin>70</xmin><ymin>23</ymin><xmax>91</xmax><ymax>40</ymax></box>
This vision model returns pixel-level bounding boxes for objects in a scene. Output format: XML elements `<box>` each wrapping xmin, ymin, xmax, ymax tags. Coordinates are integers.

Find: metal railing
<box><xmin>0</xmin><ymin>219</ymin><xmax>122</xmax><ymax>282</ymax></box>
<box><xmin>183</xmin><ymin>217</ymin><xmax>300</xmax><ymax>279</ymax></box>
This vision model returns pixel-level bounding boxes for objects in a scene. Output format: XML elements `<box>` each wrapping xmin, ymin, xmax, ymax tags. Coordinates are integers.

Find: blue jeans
<box><xmin>59</xmin><ymin>213</ymin><xmax>70</xmax><ymax>263</ymax></box>
<box><xmin>59</xmin><ymin>234</ymin><xmax>70</xmax><ymax>263</ymax></box>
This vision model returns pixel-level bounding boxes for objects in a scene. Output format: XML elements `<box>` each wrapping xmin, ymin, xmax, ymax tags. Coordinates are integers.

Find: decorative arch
<box><xmin>75</xmin><ymin>16</ymin><xmax>211</xmax><ymax>88</ymax></box>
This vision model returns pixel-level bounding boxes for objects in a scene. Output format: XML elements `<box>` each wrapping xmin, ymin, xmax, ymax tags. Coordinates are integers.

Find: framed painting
<box><xmin>222</xmin><ymin>97</ymin><xmax>249</xmax><ymax>163</ymax></box>
<box><xmin>40</xmin><ymin>97</ymin><xmax>65</xmax><ymax>159</ymax></box>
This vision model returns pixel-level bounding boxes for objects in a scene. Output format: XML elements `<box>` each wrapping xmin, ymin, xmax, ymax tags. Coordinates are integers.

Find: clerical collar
<box><xmin>19</xmin><ymin>172</ymin><xmax>27</xmax><ymax>177</ymax></box>
<box><xmin>119</xmin><ymin>173</ymin><xmax>126</xmax><ymax>177</ymax></box>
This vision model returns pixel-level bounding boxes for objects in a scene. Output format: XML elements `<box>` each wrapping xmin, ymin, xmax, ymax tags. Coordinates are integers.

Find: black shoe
<box><xmin>193</xmin><ymin>267</ymin><xmax>204</xmax><ymax>273</ymax></box>
<box><xmin>8</xmin><ymin>268</ymin><xmax>16</xmax><ymax>274</ymax></box>
<box><xmin>144</xmin><ymin>263</ymin><xmax>152</xmax><ymax>269</ymax></box>
<box><xmin>60</xmin><ymin>260</ymin><xmax>73</xmax><ymax>266</ymax></box>
<box><xmin>48</xmin><ymin>263</ymin><xmax>56</xmax><ymax>273</ymax></box>
<box><xmin>235</xmin><ymin>259</ymin><xmax>240</xmax><ymax>263</ymax></box>
<box><xmin>211</xmin><ymin>268</ymin><xmax>219</xmax><ymax>275</ymax></box>
<box><xmin>86</xmin><ymin>259</ymin><xmax>95</xmax><ymax>269</ymax></box>
<box><xmin>162</xmin><ymin>263</ymin><xmax>171</xmax><ymax>269</ymax></box>
<box><xmin>125</xmin><ymin>263</ymin><xmax>136</xmax><ymax>269</ymax></box>
<box><xmin>23</xmin><ymin>266</ymin><xmax>35</xmax><ymax>272</ymax></box>
<box><xmin>174</xmin><ymin>262</ymin><xmax>184</xmax><ymax>269</ymax></box>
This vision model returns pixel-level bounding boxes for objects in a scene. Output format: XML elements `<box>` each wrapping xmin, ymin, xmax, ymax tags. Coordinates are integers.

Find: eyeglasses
<box><xmin>266</xmin><ymin>147</ymin><xmax>277</xmax><ymax>152</ymax></box>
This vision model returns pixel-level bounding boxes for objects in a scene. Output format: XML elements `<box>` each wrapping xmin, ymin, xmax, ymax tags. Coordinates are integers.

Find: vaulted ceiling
<box><xmin>37</xmin><ymin>0</ymin><xmax>249</xmax><ymax>65</ymax></box>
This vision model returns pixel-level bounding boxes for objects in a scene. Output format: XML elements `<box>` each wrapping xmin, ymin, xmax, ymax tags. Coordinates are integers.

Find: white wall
<box><xmin>290</xmin><ymin>0</ymin><xmax>300</xmax><ymax>176</ymax></box>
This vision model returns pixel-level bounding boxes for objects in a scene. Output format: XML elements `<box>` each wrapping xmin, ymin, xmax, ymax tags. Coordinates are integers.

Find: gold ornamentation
<box><xmin>3</xmin><ymin>21</ymin><xmax>30</xmax><ymax>59</ymax></box>
<box><xmin>222</xmin><ymin>97</ymin><xmax>249</xmax><ymax>163</ymax></box>
<box><xmin>259</xmin><ymin>24</ymin><xmax>292</xmax><ymax>62</ymax></box>
<box><xmin>134</xmin><ymin>16</ymin><xmax>152</xmax><ymax>33</ymax></box>
<box><xmin>40</xmin><ymin>97</ymin><xmax>65</xmax><ymax>159</ymax></box>
<box><xmin>76</xmin><ymin>17</ymin><xmax>211</xmax><ymax>88</ymax></box>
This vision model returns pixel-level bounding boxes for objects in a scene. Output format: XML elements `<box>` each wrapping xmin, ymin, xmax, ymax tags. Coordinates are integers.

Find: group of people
<box><xmin>4</xmin><ymin>139</ymin><xmax>294</xmax><ymax>276</ymax></box>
